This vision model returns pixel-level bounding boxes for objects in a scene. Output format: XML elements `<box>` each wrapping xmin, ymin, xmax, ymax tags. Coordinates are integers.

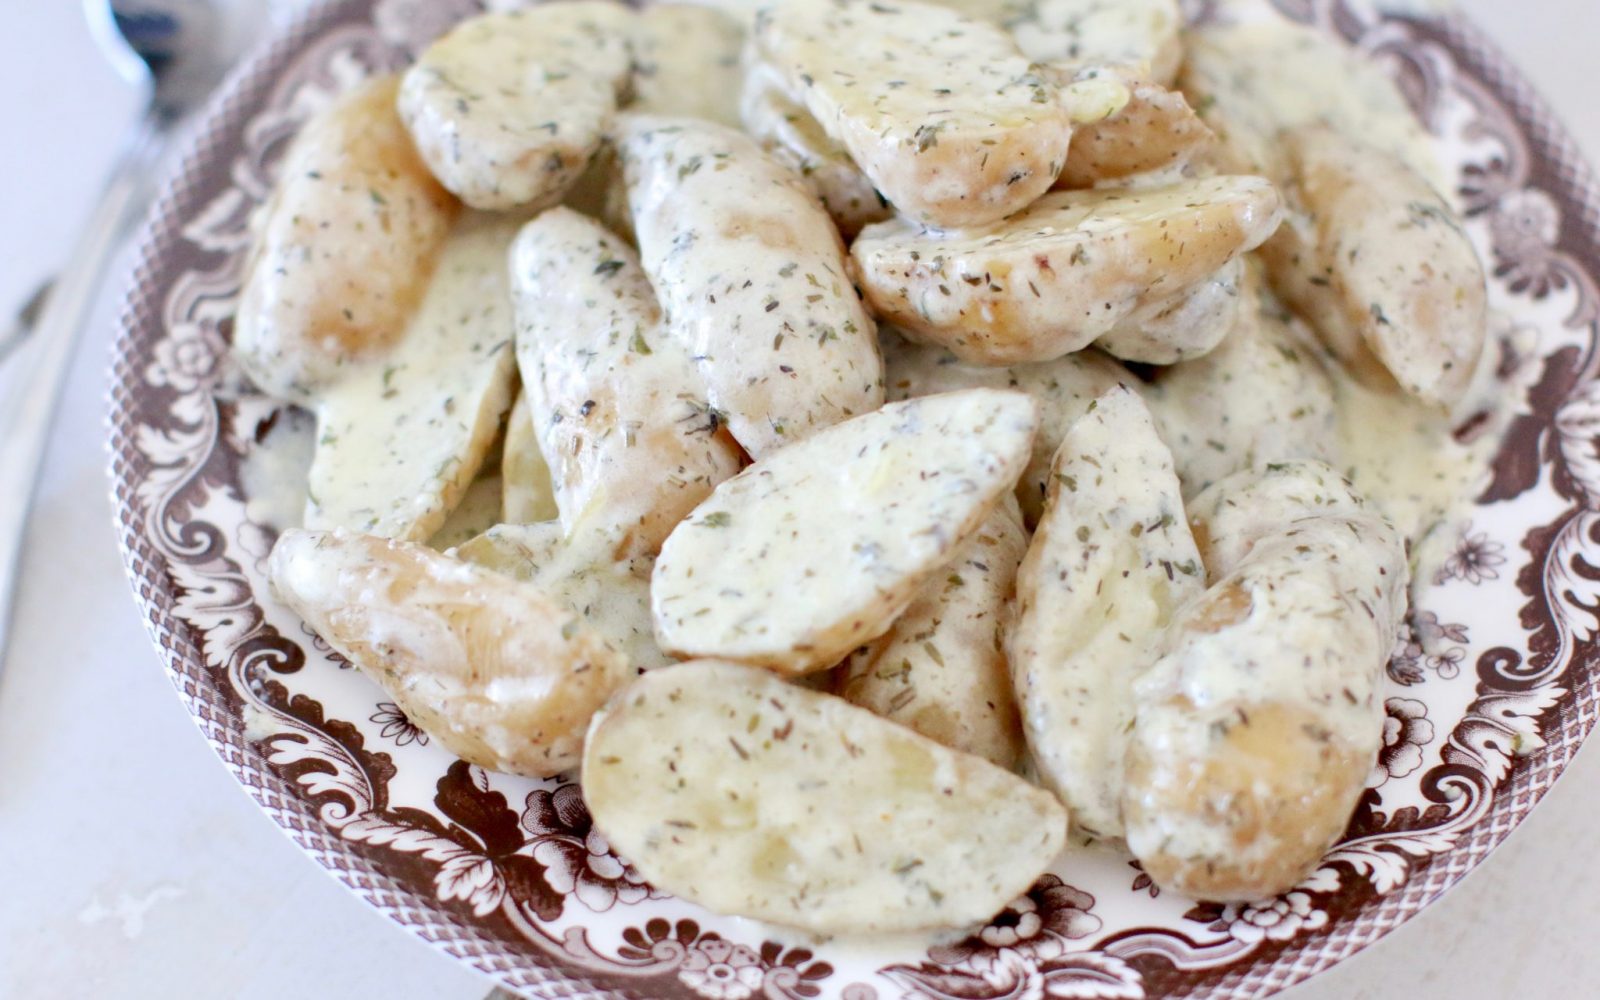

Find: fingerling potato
<box><xmin>1259</xmin><ymin>126</ymin><xmax>1487</xmax><ymax>408</ymax></box>
<box><xmin>1009</xmin><ymin>387</ymin><xmax>1203</xmax><ymax>840</ymax></box>
<box><xmin>851</xmin><ymin>176</ymin><xmax>1282</xmax><ymax>364</ymax></box>
<box><xmin>652</xmin><ymin>389</ymin><xmax>1040</xmax><ymax>673</ymax></box>
<box><xmin>1123</xmin><ymin>461</ymin><xmax>1408</xmax><ymax>900</ymax></box>
<box><xmin>753</xmin><ymin>0</ymin><xmax>1072</xmax><ymax>227</ymax></box>
<box><xmin>616</xmin><ymin>114</ymin><xmax>883</xmax><ymax>458</ymax></box>
<box><xmin>270</xmin><ymin>528</ymin><xmax>630</xmax><ymax>777</ymax></box>
<box><xmin>235</xmin><ymin>75</ymin><xmax>458</xmax><ymax>402</ymax></box>
<box><xmin>398</xmin><ymin>2</ymin><xmax>634</xmax><ymax>211</ymax></box>
<box><xmin>304</xmin><ymin>213</ymin><xmax>519</xmax><ymax>542</ymax></box>
<box><xmin>839</xmin><ymin>494</ymin><xmax>1029</xmax><ymax>769</ymax></box>
<box><xmin>582</xmin><ymin>660</ymin><xmax>1067</xmax><ymax>933</ymax></box>
<box><xmin>1055</xmin><ymin>79</ymin><xmax>1214</xmax><ymax>190</ymax></box>
<box><xmin>511</xmin><ymin>207</ymin><xmax>741</xmax><ymax>556</ymax></box>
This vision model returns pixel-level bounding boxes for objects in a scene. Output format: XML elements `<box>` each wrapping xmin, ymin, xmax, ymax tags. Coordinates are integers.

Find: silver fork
<box><xmin>0</xmin><ymin>0</ymin><xmax>262</xmax><ymax>667</ymax></box>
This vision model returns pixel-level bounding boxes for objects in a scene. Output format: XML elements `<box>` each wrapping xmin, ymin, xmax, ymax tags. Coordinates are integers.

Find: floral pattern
<box><xmin>1490</xmin><ymin>189</ymin><xmax>1565</xmax><ymax>296</ymax></box>
<box><xmin>679</xmin><ymin>939</ymin><xmax>768</xmax><ymax>1000</ymax></box>
<box><xmin>883</xmin><ymin>879</ymin><xmax>1144</xmax><ymax>1000</ymax></box>
<box><xmin>1370</xmin><ymin>698</ymin><xmax>1437</xmax><ymax>787</ymax></box>
<box><xmin>105</xmin><ymin>0</ymin><xmax>1600</xmax><ymax>997</ymax></box>
<box><xmin>1435</xmin><ymin>530</ymin><xmax>1508</xmax><ymax>585</ymax></box>
<box><xmin>608</xmin><ymin>919</ymin><xmax>834</xmax><ymax>999</ymax></box>
<box><xmin>930</xmin><ymin>876</ymin><xmax>1102</xmax><ymax>969</ymax></box>
<box><xmin>144</xmin><ymin>322</ymin><xmax>225</xmax><ymax>394</ymax></box>
<box><xmin>522</xmin><ymin>784</ymin><xmax>652</xmax><ymax>913</ymax></box>
<box><xmin>369</xmin><ymin>702</ymin><xmax>428</xmax><ymax>746</ymax></box>
<box><xmin>1388</xmin><ymin>612</ymin><xmax>1471</xmax><ymax>686</ymax></box>
<box><xmin>1220</xmin><ymin>894</ymin><xmax>1330</xmax><ymax>946</ymax></box>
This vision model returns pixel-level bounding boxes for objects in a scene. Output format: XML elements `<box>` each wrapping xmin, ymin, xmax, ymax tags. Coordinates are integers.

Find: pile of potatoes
<box><xmin>239</xmin><ymin>0</ymin><xmax>1488</xmax><ymax>930</ymax></box>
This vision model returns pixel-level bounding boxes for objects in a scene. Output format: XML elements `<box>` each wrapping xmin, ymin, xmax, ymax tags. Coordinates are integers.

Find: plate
<box><xmin>108</xmin><ymin>1</ymin><xmax>1600</xmax><ymax>996</ymax></box>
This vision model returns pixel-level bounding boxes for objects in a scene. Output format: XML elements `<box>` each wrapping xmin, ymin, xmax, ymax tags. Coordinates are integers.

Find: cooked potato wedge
<box><xmin>501</xmin><ymin>392</ymin><xmax>560</xmax><ymax>525</ymax></box>
<box><xmin>1123</xmin><ymin>461</ymin><xmax>1407</xmax><ymax>900</ymax></box>
<box><xmin>511</xmin><ymin>208</ymin><xmax>741</xmax><ymax>556</ymax></box>
<box><xmin>1010</xmin><ymin>387</ymin><xmax>1203</xmax><ymax>841</ymax></box>
<box><xmin>839</xmin><ymin>494</ymin><xmax>1028</xmax><ymax>769</ymax></box>
<box><xmin>582</xmin><ymin>660</ymin><xmax>1067</xmax><ymax>933</ymax></box>
<box><xmin>753</xmin><ymin>0</ymin><xmax>1072</xmax><ymax>227</ymax></box>
<box><xmin>628</xmin><ymin>4</ymin><xmax>745</xmax><ymax>127</ymax></box>
<box><xmin>1056</xmin><ymin>80</ymin><xmax>1214</xmax><ymax>189</ymax></box>
<box><xmin>881</xmin><ymin>330</ymin><xmax>1129</xmax><ymax>525</ymax></box>
<box><xmin>270</xmin><ymin>528</ymin><xmax>630</xmax><ymax>777</ymax></box>
<box><xmin>939</xmin><ymin>0</ymin><xmax>1183</xmax><ymax>85</ymax></box>
<box><xmin>739</xmin><ymin>61</ymin><xmax>890</xmax><ymax>238</ymax></box>
<box><xmin>304</xmin><ymin>213</ymin><xmax>518</xmax><ymax>542</ymax></box>
<box><xmin>1259</xmin><ymin>126</ymin><xmax>1487</xmax><ymax>408</ymax></box>
<box><xmin>235</xmin><ymin>75</ymin><xmax>458</xmax><ymax>403</ymax></box>
<box><xmin>399</xmin><ymin>3</ymin><xmax>633</xmax><ymax>211</ymax></box>
<box><xmin>653</xmin><ymin>389</ymin><xmax>1040</xmax><ymax>673</ymax></box>
<box><xmin>852</xmin><ymin>176</ymin><xmax>1282</xmax><ymax>364</ymax></box>
<box><xmin>455</xmin><ymin>522</ymin><xmax>673</xmax><ymax>672</ymax></box>
<box><xmin>616</xmin><ymin>114</ymin><xmax>883</xmax><ymax>458</ymax></box>
<box><xmin>1095</xmin><ymin>256</ymin><xmax>1241</xmax><ymax>365</ymax></box>
<box><xmin>1144</xmin><ymin>263</ymin><xmax>1340</xmax><ymax>498</ymax></box>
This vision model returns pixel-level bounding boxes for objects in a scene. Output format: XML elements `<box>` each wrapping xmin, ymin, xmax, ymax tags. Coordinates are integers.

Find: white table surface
<box><xmin>2</xmin><ymin>3</ymin><xmax>1598</xmax><ymax>998</ymax></box>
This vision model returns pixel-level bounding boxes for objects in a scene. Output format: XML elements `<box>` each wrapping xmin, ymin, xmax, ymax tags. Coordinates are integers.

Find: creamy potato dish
<box><xmin>238</xmin><ymin>0</ymin><xmax>1511</xmax><ymax>931</ymax></box>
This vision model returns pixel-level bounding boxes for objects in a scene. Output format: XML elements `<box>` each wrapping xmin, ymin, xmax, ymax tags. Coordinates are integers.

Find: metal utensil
<box><xmin>0</xmin><ymin>0</ymin><xmax>263</xmax><ymax>665</ymax></box>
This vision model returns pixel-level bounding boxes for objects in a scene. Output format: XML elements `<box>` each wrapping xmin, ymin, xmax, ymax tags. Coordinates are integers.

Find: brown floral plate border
<box><xmin>107</xmin><ymin>0</ymin><xmax>1600</xmax><ymax>997</ymax></box>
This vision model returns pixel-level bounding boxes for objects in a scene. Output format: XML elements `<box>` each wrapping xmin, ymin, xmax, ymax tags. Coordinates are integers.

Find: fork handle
<box><xmin>0</xmin><ymin>114</ymin><xmax>162</xmax><ymax>664</ymax></box>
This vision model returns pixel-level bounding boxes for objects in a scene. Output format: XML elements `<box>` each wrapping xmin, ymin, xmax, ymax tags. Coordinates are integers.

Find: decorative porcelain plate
<box><xmin>108</xmin><ymin>0</ymin><xmax>1600</xmax><ymax>996</ymax></box>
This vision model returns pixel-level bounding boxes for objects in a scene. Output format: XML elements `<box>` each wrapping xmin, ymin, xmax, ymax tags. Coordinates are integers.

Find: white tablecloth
<box><xmin>2</xmin><ymin>3</ymin><xmax>1597</xmax><ymax>997</ymax></box>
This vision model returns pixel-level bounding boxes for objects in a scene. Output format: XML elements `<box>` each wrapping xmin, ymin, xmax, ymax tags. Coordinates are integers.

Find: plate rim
<box><xmin>104</xmin><ymin>2</ymin><xmax>1600</xmax><ymax>998</ymax></box>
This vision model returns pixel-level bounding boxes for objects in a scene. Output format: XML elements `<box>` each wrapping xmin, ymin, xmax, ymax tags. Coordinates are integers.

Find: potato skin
<box><xmin>615</xmin><ymin>114</ymin><xmax>884</xmax><ymax>459</ymax></box>
<box><xmin>235</xmin><ymin>75</ymin><xmax>458</xmax><ymax>402</ymax></box>
<box><xmin>510</xmin><ymin>207</ymin><xmax>741</xmax><ymax>557</ymax></box>
<box><xmin>398</xmin><ymin>4</ymin><xmax>633</xmax><ymax>211</ymax></box>
<box><xmin>753</xmin><ymin>0</ymin><xmax>1072</xmax><ymax>228</ymax></box>
<box><xmin>1260</xmin><ymin>126</ymin><xmax>1486</xmax><ymax>408</ymax></box>
<box><xmin>852</xmin><ymin>177</ymin><xmax>1282</xmax><ymax>365</ymax></box>
<box><xmin>1009</xmin><ymin>387</ymin><xmax>1202</xmax><ymax>841</ymax></box>
<box><xmin>269</xmin><ymin>528</ymin><xmax>629</xmax><ymax>777</ymax></box>
<box><xmin>1123</xmin><ymin>698</ymin><xmax>1372</xmax><ymax>900</ymax></box>
<box><xmin>582</xmin><ymin>660</ymin><xmax>1067</xmax><ymax>933</ymax></box>
<box><xmin>1122</xmin><ymin>462</ymin><xmax>1407</xmax><ymax>900</ymax></box>
<box><xmin>1055</xmin><ymin>81</ymin><xmax>1214</xmax><ymax>190</ymax></box>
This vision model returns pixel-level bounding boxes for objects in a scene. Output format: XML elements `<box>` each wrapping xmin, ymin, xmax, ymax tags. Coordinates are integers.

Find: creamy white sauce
<box><xmin>1182</xmin><ymin>4</ymin><xmax>1451</xmax><ymax>200</ymax></box>
<box><xmin>429</xmin><ymin>474</ymin><xmax>505</xmax><ymax>551</ymax></box>
<box><xmin>240</xmin><ymin>407</ymin><xmax>316</xmax><ymax>532</ymax></box>
<box><xmin>1333</xmin><ymin>375</ymin><xmax>1484</xmax><ymax>585</ymax></box>
<box><xmin>305</xmin><ymin>212</ymin><xmax>519</xmax><ymax>541</ymax></box>
<box><xmin>1331</xmin><ymin>308</ymin><xmax>1533</xmax><ymax>591</ymax></box>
